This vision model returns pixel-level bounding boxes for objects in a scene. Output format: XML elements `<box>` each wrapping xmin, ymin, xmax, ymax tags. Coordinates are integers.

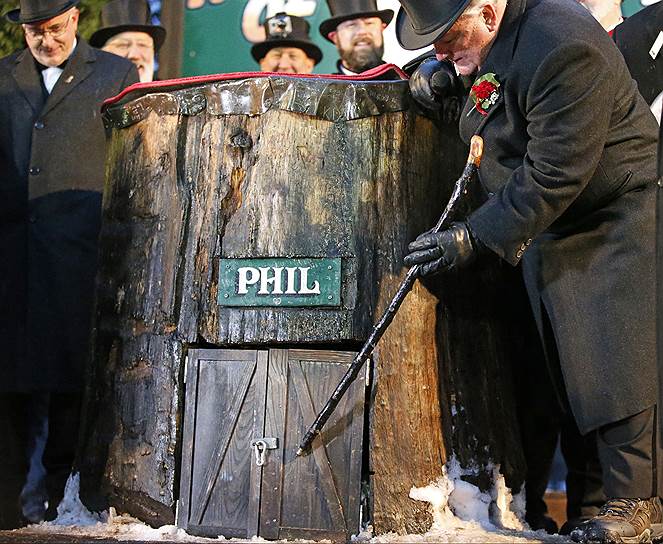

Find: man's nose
<box><xmin>127</xmin><ymin>44</ymin><xmax>141</xmax><ymax>60</ymax></box>
<box><xmin>433</xmin><ymin>42</ymin><xmax>451</xmax><ymax>60</ymax></box>
<box><xmin>278</xmin><ymin>58</ymin><xmax>293</xmax><ymax>71</ymax></box>
<box><xmin>40</xmin><ymin>32</ymin><xmax>57</xmax><ymax>48</ymax></box>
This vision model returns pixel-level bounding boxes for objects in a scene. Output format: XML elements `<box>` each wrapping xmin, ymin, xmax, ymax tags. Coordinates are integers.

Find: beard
<box><xmin>339</xmin><ymin>40</ymin><xmax>384</xmax><ymax>73</ymax></box>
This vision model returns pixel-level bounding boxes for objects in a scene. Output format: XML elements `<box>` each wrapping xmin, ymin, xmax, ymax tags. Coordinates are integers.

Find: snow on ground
<box><xmin>358</xmin><ymin>457</ymin><xmax>567</xmax><ymax>543</ymax></box>
<box><xmin>12</xmin><ymin>463</ymin><xmax>569</xmax><ymax>543</ymax></box>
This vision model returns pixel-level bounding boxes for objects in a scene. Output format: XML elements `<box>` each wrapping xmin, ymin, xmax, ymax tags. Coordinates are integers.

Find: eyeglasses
<box><xmin>104</xmin><ymin>39</ymin><xmax>154</xmax><ymax>54</ymax></box>
<box><xmin>23</xmin><ymin>14</ymin><xmax>72</xmax><ymax>41</ymax></box>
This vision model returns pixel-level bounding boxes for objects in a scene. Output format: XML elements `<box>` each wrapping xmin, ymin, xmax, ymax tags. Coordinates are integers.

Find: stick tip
<box><xmin>469</xmin><ymin>135</ymin><xmax>484</xmax><ymax>167</ymax></box>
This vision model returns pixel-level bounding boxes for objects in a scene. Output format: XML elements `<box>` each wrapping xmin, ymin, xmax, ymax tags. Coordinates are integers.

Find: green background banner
<box><xmin>183</xmin><ymin>0</ymin><xmax>342</xmax><ymax>76</ymax></box>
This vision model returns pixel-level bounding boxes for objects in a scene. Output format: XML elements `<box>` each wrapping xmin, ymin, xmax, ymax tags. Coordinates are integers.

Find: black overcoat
<box><xmin>459</xmin><ymin>0</ymin><xmax>660</xmax><ymax>433</ymax></box>
<box><xmin>0</xmin><ymin>39</ymin><xmax>138</xmax><ymax>392</ymax></box>
<box><xmin>613</xmin><ymin>3</ymin><xmax>663</xmax><ymax>106</ymax></box>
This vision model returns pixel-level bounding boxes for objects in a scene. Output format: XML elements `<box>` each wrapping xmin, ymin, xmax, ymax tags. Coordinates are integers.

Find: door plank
<box><xmin>191</xmin><ymin>357</ymin><xmax>257</xmax><ymax>524</ymax></box>
<box><xmin>290</xmin><ymin>360</ymin><xmax>347</xmax><ymax>531</ymax></box>
<box><xmin>247</xmin><ymin>350</ymin><xmax>269</xmax><ymax>537</ymax></box>
<box><xmin>258</xmin><ymin>349</ymin><xmax>289</xmax><ymax>540</ymax></box>
<box><xmin>176</xmin><ymin>350</ymin><xmax>202</xmax><ymax>530</ymax></box>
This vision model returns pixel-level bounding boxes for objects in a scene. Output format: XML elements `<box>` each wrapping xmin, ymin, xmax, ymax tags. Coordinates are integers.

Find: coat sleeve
<box><xmin>467</xmin><ymin>41</ymin><xmax>615</xmax><ymax>265</ymax></box>
<box><xmin>121</xmin><ymin>63</ymin><xmax>140</xmax><ymax>89</ymax></box>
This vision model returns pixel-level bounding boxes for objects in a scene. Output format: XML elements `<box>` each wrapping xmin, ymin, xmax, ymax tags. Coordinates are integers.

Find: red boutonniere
<box><xmin>469</xmin><ymin>73</ymin><xmax>500</xmax><ymax>116</ymax></box>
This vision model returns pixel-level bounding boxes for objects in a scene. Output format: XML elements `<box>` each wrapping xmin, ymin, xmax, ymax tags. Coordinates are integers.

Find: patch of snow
<box><xmin>490</xmin><ymin>465</ymin><xmax>525</xmax><ymax>530</ymax></box>
<box><xmin>14</xmin><ymin>465</ymin><xmax>566</xmax><ymax>543</ymax></box>
<box><xmin>51</xmin><ymin>473</ymin><xmax>106</xmax><ymax>527</ymax></box>
<box><xmin>401</xmin><ymin>457</ymin><xmax>567</xmax><ymax>543</ymax></box>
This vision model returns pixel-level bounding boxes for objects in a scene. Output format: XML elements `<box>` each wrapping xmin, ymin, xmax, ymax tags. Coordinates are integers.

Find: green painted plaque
<box><xmin>218</xmin><ymin>258</ymin><xmax>341</xmax><ymax>307</ymax></box>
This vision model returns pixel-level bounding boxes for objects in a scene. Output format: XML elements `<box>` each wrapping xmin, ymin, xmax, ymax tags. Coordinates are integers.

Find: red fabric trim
<box><xmin>102</xmin><ymin>63</ymin><xmax>408</xmax><ymax>108</ymax></box>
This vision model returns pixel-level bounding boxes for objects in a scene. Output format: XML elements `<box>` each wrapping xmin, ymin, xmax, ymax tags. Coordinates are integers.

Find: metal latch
<box><xmin>251</xmin><ymin>437</ymin><xmax>278</xmax><ymax>466</ymax></box>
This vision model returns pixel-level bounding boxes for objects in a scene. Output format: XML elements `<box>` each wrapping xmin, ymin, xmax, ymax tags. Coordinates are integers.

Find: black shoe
<box><xmin>570</xmin><ymin>497</ymin><xmax>663</xmax><ymax>543</ymax></box>
<box><xmin>526</xmin><ymin>512</ymin><xmax>559</xmax><ymax>534</ymax></box>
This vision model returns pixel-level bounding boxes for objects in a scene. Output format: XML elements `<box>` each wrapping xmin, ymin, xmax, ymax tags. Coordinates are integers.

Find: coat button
<box><xmin>29</xmin><ymin>166</ymin><xmax>41</xmax><ymax>175</ymax></box>
<box><xmin>29</xmin><ymin>214</ymin><xmax>37</xmax><ymax>223</ymax></box>
<box><xmin>34</xmin><ymin>121</ymin><xmax>44</xmax><ymax>130</ymax></box>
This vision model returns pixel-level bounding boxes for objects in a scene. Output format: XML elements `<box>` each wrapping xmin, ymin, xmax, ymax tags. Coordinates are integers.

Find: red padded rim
<box><xmin>103</xmin><ymin>63</ymin><xmax>408</xmax><ymax>108</ymax></box>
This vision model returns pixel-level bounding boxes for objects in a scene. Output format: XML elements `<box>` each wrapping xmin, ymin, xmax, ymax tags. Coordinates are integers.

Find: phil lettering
<box><xmin>236</xmin><ymin>266</ymin><xmax>320</xmax><ymax>295</ymax></box>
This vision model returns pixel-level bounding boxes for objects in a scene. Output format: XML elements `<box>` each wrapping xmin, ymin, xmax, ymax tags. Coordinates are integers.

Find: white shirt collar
<box><xmin>41</xmin><ymin>37</ymin><xmax>77</xmax><ymax>94</ymax></box>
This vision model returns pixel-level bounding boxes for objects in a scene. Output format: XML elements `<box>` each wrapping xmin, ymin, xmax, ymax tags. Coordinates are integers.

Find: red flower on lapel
<box><xmin>469</xmin><ymin>73</ymin><xmax>500</xmax><ymax>116</ymax></box>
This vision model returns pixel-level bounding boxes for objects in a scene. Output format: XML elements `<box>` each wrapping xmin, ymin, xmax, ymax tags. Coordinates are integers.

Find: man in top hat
<box><xmin>397</xmin><ymin>0</ymin><xmax>663</xmax><ymax>541</ymax></box>
<box><xmin>0</xmin><ymin>0</ymin><xmax>137</xmax><ymax>528</ymax></box>
<box><xmin>319</xmin><ymin>0</ymin><xmax>393</xmax><ymax>75</ymax></box>
<box><xmin>251</xmin><ymin>12</ymin><xmax>322</xmax><ymax>74</ymax></box>
<box><xmin>90</xmin><ymin>0</ymin><xmax>166</xmax><ymax>83</ymax></box>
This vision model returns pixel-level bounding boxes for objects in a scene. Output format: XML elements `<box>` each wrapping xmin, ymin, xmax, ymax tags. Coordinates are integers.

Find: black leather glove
<box><xmin>409</xmin><ymin>58</ymin><xmax>459</xmax><ymax>112</ymax></box>
<box><xmin>404</xmin><ymin>222</ymin><xmax>479</xmax><ymax>276</ymax></box>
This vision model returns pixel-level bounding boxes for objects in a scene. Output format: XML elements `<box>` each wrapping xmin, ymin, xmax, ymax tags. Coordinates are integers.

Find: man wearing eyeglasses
<box><xmin>90</xmin><ymin>0</ymin><xmax>166</xmax><ymax>83</ymax></box>
<box><xmin>0</xmin><ymin>0</ymin><xmax>138</xmax><ymax>529</ymax></box>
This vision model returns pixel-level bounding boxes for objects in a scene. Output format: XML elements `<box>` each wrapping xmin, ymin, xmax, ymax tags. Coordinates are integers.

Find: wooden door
<box><xmin>178</xmin><ymin>348</ymin><xmax>268</xmax><ymax>538</ymax></box>
<box><xmin>259</xmin><ymin>349</ymin><xmax>364</xmax><ymax>542</ymax></box>
<box><xmin>178</xmin><ymin>348</ymin><xmax>364</xmax><ymax>541</ymax></box>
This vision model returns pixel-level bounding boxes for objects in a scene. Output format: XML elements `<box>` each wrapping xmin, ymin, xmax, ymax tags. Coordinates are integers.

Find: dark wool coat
<box><xmin>460</xmin><ymin>0</ymin><xmax>660</xmax><ymax>434</ymax></box>
<box><xmin>0</xmin><ymin>38</ymin><xmax>138</xmax><ymax>392</ymax></box>
<box><xmin>613</xmin><ymin>3</ymin><xmax>663</xmax><ymax>106</ymax></box>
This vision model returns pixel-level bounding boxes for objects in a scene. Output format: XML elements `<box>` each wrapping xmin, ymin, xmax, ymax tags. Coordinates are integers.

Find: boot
<box><xmin>570</xmin><ymin>497</ymin><xmax>662</xmax><ymax>543</ymax></box>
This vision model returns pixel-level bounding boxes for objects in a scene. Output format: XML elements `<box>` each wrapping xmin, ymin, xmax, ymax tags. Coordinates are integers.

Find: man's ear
<box><xmin>71</xmin><ymin>8</ymin><xmax>80</xmax><ymax>31</ymax></box>
<box><xmin>328</xmin><ymin>30</ymin><xmax>338</xmax><ymax>45</ymax></box>
<box><xmin>481</xmin><ymin>3</ymin><xmax>499</xmax><ymax>31</ymax></box>
<box><xmin>304</xmin><ymin>57</ymin><xmax>315</xmax><ymax>73</ymax></box>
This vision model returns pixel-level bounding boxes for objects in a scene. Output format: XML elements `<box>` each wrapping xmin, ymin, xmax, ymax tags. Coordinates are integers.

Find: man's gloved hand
<box><xmin>409</xmin><ymin>57</ymin><xmax>458</xmax><ymax>112</ymax></box>
<box><xmin>404</xmin><ymin>222</ymin><xmax>479</xmax><ymax>276</ymax></box>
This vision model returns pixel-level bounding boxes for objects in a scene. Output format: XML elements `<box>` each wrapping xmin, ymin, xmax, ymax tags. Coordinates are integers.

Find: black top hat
<box><xmin>396</xmin><ymin>0</ymin><xmax>472</xmax><ymax>50</ymax></box>
<box><xmin>5</xmin><ymin>0</ymin><xmax>79</xmax><ymax>24</ymax></box>
<box><xmin>89</xmin><ymin>0</ymin><xmax>166</xmax><ymax>51</ymax></box>
<box><xmin>251</xmin><ymin>13</ymin><xmax>323</xmax><ymax>64</ymax></box>
<box><xmin>319</xmin><ymin>0</ymin><xmax>393</xmax><ymax>42</ymax></box>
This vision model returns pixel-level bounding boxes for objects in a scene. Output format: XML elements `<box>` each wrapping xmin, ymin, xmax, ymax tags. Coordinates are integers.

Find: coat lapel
<box><xmin>459</xmin><ymin>0</ymin><xmax>528</xmax><ymax>139</ymax></box>
<box><xmin>11</xmin><ymin>49</ymin><xmax>46</xmax><ymax>115</ymax></box>
<box><xmin>42</xmin><ymin>38</ymin><xmax>96</xmax><ymax>117</ymax></box>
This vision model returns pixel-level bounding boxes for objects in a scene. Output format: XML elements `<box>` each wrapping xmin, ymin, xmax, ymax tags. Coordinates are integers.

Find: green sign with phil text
<box><xmin>218</xmin><ymin>258</ymin><xmax>342</xmax><ymax>307</ymax></box>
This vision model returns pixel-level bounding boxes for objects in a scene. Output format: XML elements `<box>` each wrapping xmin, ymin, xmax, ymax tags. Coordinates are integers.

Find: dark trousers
<box><xmin>518</xmin><ymin>342</ymin><xmax>605</xmax><ymax>521</ymax></box>
<box><xmin>597</xmin><ymin>405</ymin><xmax>662</xmax><ymax>499</ymax></box>
<box><xmin>526</xmin><ymin>306</ymin><xmax>662</xmax><ymax>516</ymax></box>
<box><xmin>0</xmin><ymin>392</ymin><xmax>81</xmax><ymax>529</ymax></box>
